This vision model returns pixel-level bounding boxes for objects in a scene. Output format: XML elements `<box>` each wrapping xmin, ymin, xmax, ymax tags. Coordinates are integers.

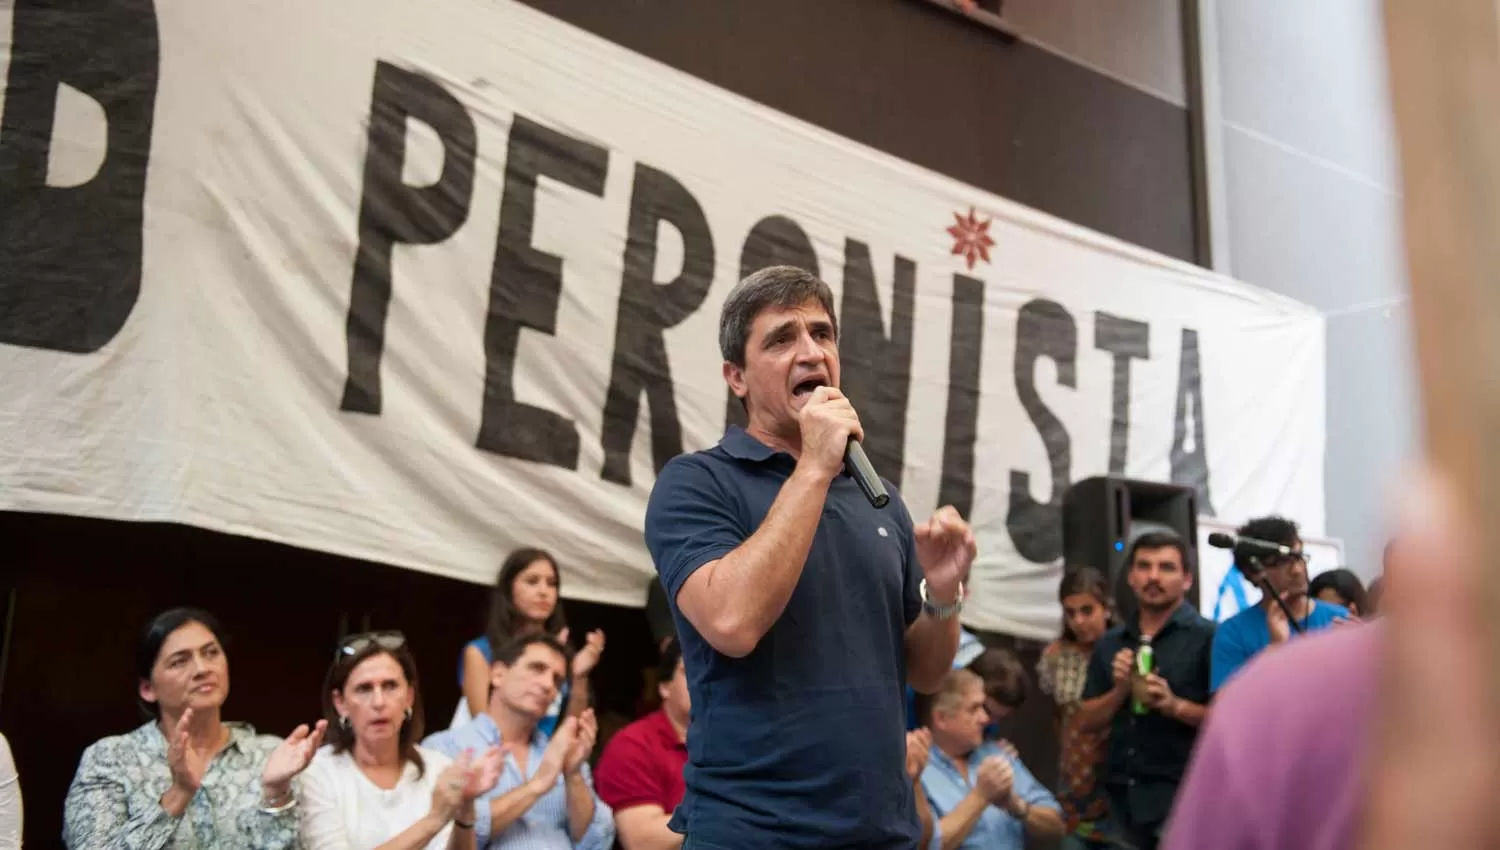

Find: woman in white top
<box><xmin>301</xmin><ymin>632</ymin><xmax>501</xmax><ymax>850</ymax></box>
<box><xmin>0</xmin><ymin>732</ymin><xmax>19</xmax><ymax>849</ymax></box>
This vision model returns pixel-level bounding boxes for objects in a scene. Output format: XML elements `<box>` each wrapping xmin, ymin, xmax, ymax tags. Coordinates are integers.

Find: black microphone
<box><xmin>845</xmin><ymin>440</ymin><xmax>890</xmax><ymax>509</ymax></box>
<box><xmin>1206</xmin><ymin>532</ymin><xmax>1304</xmax><ymax>633</ymax></box>
<box><xmin>1208</xmin><ymin>532</ymin><xmax>1294</xmax><ymax>557</ymax></box>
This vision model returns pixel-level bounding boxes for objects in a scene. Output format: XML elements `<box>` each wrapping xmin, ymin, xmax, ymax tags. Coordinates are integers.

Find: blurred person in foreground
<box><xmin>64</xmin><ymin>607</ymin><xmax>324</xmax><ymax>850</ymax></box>
<box><xmin>1163</xmin><ymin>472</ymin><xmax>1498</xmax><ymax>850</ymax></box>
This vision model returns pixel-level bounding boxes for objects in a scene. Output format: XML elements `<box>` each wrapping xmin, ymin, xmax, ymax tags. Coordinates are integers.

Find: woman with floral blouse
<box><xmin>63</xmin><ymin>607</ymin><xmax>326</xmax><ymax>850</ymax></box>
<box><xmin>1038</xmin><ymin>568</ymin><xmax>1117</xmax><ymax>850</ymax></box>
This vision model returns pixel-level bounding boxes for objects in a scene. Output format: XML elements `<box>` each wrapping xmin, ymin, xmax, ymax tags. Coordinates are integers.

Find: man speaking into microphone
<box><xmin>645</xmin><ymin>265</ymin><xmax>976</xmax><ymax>850</ymax></box>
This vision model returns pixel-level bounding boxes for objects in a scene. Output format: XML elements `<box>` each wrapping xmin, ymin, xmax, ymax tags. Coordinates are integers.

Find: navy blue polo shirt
<box><xmin>644</xmin><ymin>426</ymin><xmax>923</xmax><ymax>850</ymax></box>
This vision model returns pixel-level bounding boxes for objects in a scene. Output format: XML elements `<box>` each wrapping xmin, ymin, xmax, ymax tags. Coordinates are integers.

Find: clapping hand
<box><xmin>261</xmin><ymin>719</ymin><xmax>326</xmax><ymax>795</ymax></box>
<box><xmin>564</xmin><ymin>709</ymin><xmax>598</xmax><ymax>775</ymax></box>
<box><xmin>995</xmin><ymin>739</ymin><xmax>1019</xmax><ymax>761</ymax></box>
<box><xmin>462</xmin><ymin>746</ymin><xmax>503</xmax><ymax>801</ymax></box>
<box><xmin>905</xmin><ymin>728</ymin><xmax>932</xmax><ymax>781</ymax></box>
<box><xmin>430</xmin><ymin>750</ymin><xmax>473</xmax><ymax>823</ymax></box>
<box><xmin>534</xmin><ymin>716</ymin><xmax>576</xmax><ymax>789</ymax></box>
<box><xmin>974</xmin><ymin>755</ymin><xmax>1014</xmax><ymax>804</ymax></box>
<box><xmin>573</xmin><ymin>630</ymin><xmax>607</xmax><ymax>679</ymax></box>
<box><xmin>165</xmin><ymin>708</ymin><xmax>212</xmax><ymax>796</ymax></box>
<box><xmin>1266</xmin><ymin>594</ymin><xmax>1292</xmax><ymax>644</ymax></box>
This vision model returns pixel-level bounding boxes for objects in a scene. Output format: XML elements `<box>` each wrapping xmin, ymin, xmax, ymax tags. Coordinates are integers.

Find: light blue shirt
<box><xmin>1211</xmin><ymin>599</ymin><xmax>1349</xmax><ymax>691</ymax></box>
<box><xmin>920</xmin><ymin>741</ymin><xmax>1059</xmax><ymax>850</ymax></box>
<box><xmin>423</xmin><ymin>714</ymin><xmax>615</xmax><ymax>850</ymax></box>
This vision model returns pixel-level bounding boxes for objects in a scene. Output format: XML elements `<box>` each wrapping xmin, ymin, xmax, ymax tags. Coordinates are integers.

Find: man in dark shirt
<box><xmin>645</xmin><ymin>265</ymin><xmax>976</xmax><ymax>850</ymax></box>
<box><xmin>1078</xmin><ymin>531</ymin><xmax>1214</xmax><ymax>850</ymax></box>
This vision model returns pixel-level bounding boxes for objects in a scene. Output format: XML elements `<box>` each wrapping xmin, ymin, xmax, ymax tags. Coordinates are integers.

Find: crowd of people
<box><xmin>46</xmin><ymin>507</ymin><xmax>1374</xmax><ymax>850</ymax></box>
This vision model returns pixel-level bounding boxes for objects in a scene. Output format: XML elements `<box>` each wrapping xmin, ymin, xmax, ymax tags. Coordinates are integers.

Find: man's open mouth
<box><xmin>792</xmin><ymin>377</ymin><xmax>827</xmax><ymax>398</ymax></box>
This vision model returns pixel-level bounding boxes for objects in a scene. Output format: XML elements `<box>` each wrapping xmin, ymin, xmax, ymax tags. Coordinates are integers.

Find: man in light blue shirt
<box><xmin>920</xmin><ymin>669</ymin><xmax>1063</xmax><ymax>850</ymax></box>
<box><xmin>1212</xmin><ymin>516</ymin><xmax>1350</xmax><ymax>691</ymax></box>
<box><xmin>425</xmin><ymin>634</ymin><xmax>614</xmax><ymax>850</ymax></box>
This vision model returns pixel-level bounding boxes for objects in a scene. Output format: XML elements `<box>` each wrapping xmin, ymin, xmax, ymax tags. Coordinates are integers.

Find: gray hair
<box><xmin>718</xmin><ymin>266</ymin><xmax>838</xmax><ymax>366</ymax></box>
<box><xmin>933</xmin><ymin>668</ymin><xmax>983</xmax><ymax>716</ymax></box>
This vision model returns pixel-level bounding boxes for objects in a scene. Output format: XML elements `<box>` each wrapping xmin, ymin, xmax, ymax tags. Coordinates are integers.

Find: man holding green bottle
<box><xmin>1076</xmin><ymin>532</ymin><xmax>1215</xmax><ymax>850</ymax></box>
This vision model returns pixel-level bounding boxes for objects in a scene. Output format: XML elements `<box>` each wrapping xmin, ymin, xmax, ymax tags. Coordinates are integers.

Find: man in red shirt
<box><xmin>596</xmin><ymin>638</ymin><xmax>690</xmax><ymax>849</ymax></box>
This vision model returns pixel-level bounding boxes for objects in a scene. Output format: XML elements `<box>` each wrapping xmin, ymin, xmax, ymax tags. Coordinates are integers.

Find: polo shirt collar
<box><xmin>1125</xmin><ymin>600</ymin><xmax>1198</xmax><ymax>639</ymax></box>
<box><xmin>647</xmin><ymin>708</ymin><xmax>688</xmax><ymax>751</ymax></box>
<box><xmin>720</xmin><ymin>425</ymin><xmax>779</xmax><ymax>463</ymax></box>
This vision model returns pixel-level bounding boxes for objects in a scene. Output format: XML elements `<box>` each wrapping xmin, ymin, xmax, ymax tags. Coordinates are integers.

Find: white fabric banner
<box><xmin>0</xmin><ymin>0</ymin><xmax>1324</xmax><ymax>639</ymax></box>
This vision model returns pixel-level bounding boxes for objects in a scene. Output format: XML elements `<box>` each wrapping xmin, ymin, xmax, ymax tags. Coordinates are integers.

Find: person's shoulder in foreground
<box><xmin>1163</xmin><ymin>622</ymin><xmax>1378</xmax><ymax>850</ymax></box>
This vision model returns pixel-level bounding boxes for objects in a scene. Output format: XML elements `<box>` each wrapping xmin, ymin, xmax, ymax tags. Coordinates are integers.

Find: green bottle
<box><xmin>1131</xmin><ymin>636</ymin><xmax>1155</xmax><ymax>715</ymax></box>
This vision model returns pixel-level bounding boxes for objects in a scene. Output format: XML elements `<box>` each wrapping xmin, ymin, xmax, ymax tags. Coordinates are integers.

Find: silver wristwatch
<box><xmin>919</xmin><ymin>579</ymin><xmax>966</xmax><ymax>620</ymax></box>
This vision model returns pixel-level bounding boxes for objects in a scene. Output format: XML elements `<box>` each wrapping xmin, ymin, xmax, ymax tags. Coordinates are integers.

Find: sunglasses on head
<box><xmin>337</xmin><ymin>630</ymin><xmax>407</xmax><ymax>659</ymax></box>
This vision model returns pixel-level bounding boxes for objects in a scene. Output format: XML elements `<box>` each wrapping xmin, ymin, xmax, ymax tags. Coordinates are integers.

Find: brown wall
<box><xmin>517</xmin><ymin>0</ymin><xmax>1198</xmax><ymax>263</ymax></box>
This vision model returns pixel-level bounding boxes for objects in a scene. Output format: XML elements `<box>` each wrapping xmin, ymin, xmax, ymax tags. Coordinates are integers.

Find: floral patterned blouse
<box><xmin>1038</xmin><ymin>641</ymin><xmax>1110</xmax><ymax>831</ymax></box>
<box><xmin>64</xmin><ymin>721</ymin><xmax>298</xmax><ymax>850</ymax></box>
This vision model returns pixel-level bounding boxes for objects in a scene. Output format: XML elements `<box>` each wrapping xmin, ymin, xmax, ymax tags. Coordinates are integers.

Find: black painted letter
<box><xmin>342</xmin><ymin>62</ymin><xmax>477</xmax><ymax>414</ymax></box>
<box><xmin>1171</xmin><ymin>328</ymin><xmax>1215</xmax><ymax>515</ymax></box>
<box><xmin>839</xmin><ymin>242</ymin><xmax>915</xmax><ymax>489</ymax></box>
<box><xmin>477</xmin><ymin>116</ymin><xmax>608</xmax><ymax>468</ymax></box>
<box><xmin>1007</xmin><ymin>299</ymin><xmax>1077</xmax><ymax>563</ymax></box>
<box><xmin>724</xmin><ymin>216</ymin><xmax>821</xmax><ymax>430</ymax></box>
<box><xmin>938</xmin><ymin>275</ymin><xmax>985</xmax><ymax>515</ymax></box>
<box><xmin>600</xmin><ymin>164</ymin><xmax>715</xmax><ymax>485</ymax></box>
<box><xmin>1093</xmin><ymin>312</ymin><xmax>1150</xmax><ymax>476</ymax></box>
<box><xmin>0</xmin><ymin>0</ymin><xmax>158</xmax><ymax>352</ymax></box>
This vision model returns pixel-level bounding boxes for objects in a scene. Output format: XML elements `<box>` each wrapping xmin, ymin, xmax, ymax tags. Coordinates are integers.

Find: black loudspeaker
<box><xmin>1061</xmin><ymin>476</ymin><xmax>1199</xmax><ymax>610</ymax></box>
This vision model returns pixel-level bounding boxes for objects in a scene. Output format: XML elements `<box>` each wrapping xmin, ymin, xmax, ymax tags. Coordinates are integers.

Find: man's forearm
<box><xmin>680</xmin><ymin>466</ymin><xmax>831</xmax><ymax>657</ymax></box>
<box><xmin>566</xmin><ymin>677</ymin><xmax>590</xmax><ymax>717</ymax></box>
<box><xmin>565</xmin><ymin>773</ymin><xmax>596</xmax><ymax>842</ymax></box>
<box><xmin>938</xmin><ymin>790</ymin><xmax>989</xmax><ymax>850</ymax></box>
<box><xmin>1010</xmin><ymin>797</ymin><xmax>1065</xmax><ymax>840</ymax></box>
<box><xmin>1166</xmin><ymin>697</ymin><xmax>1208</xmax><ymax>728</ymax></box>
<box><xmin>1077</xmin><ymin>685</ymin><xmax>1128</xmax><ymax>731</ymax></box>
<box><xmin>486</xmin><ymin>778</ymin><xmax>549</xmax><ymax>836</ymax></box>
<box><xmin>906</xmin><ymin>612</ymin><xmax>961</xmax><ymax>694</ymax></box>
<box><xmin>616</xmin><ymin>809</ymin><xmax>683</xmax><ymax>850</ymax></box>
<box><xmin>914</xmin><ymin>782</ymin><xmax>934</xmax><ymax>850</ymax></box>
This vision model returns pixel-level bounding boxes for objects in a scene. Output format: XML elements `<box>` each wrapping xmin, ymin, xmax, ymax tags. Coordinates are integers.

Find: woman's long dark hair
<box><xmin>136</xmin><ymin>607</ymin><xmax>227</xmax><ymax>719</ymax></box>
<box><xmin>485</xmin><ymin>547</ymin><xmax>567</xmax><ymax>651</ymax></box>
<box><xmin>322</xmin><ymin>642</ymin><xmax>427</xmax><ymax>777</ymax></box>
<box><xmin>1059</xmin><ymin>566</ymin><xmax>1114</xmax><ymax>644</ymax></box>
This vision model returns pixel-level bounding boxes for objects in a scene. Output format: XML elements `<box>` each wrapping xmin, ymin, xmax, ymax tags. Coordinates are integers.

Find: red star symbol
<box><xmin>947</xmin><ymin>206</ymin><xmax>995</xmax><ymax>270</ymax></box>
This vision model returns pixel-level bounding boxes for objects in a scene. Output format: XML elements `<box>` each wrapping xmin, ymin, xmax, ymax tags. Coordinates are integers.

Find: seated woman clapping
<box><xmin>300</xmin><ymin>632</ymin><xmax>503</xmax><ymax>850</ymax></box>
<box><xmin>63</xmin><ymin>607</ymin><xmax>325</xmax><ymax>850</ymax></box>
